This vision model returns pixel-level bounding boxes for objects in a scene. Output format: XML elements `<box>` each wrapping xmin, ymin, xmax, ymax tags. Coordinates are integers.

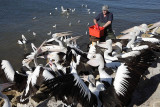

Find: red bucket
<box><xmin>89</xmin><ymin>25</ymin><xmax>104</xmax><ymax>38</ymax></box>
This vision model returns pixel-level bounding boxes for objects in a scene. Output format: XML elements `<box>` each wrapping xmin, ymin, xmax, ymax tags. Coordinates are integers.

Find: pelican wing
<box><xmin>99</xmin><ymin>49</ymin><xmax>158</xmax><ymax>106</ymax></box>
<box><xmin>18</xmin><ymin>66</ymin><xmax>54</xmax><ymax>104</ymax></box>
<box><xmin>43</xmin><ymin>73</ymin><xmax>97</xmax><ymax>107</ymax></box>
<box><xmin>0</xmin><ymin>60</ymin><xmax>15</xmax><ymax>82</ymax></box>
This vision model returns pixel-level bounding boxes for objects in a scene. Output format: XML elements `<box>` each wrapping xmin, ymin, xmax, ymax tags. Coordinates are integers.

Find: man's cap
<box><xmin>102</xmin><ymin>5</ymin><xmax>109</xmax><ymax>11</ymax></box>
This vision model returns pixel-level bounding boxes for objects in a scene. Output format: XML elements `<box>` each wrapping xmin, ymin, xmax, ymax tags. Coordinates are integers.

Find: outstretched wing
<box><xmin>17</xmin><ymin>66</ymin><xmax>54</xmax><ymax>104</ymax></box>
<box><xmin>0</xmin><ymin>60</ymin><xmax>15</xmax><ymax>82</ymax></box>
<box><xmin>43</xmin><ymin>73</ymin><xmax>97</xmax><ymax>107</ymax></box>
<box><xmin>99</xmin><ymin>49</ymin><xmax>158</xmax><ymax>107</ymax></box>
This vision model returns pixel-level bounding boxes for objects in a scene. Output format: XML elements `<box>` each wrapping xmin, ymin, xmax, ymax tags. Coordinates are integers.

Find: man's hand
<box><xmin>95</xmin><ymin>23</ymin><xmax>99</xmax><ymax>30</ymax></box>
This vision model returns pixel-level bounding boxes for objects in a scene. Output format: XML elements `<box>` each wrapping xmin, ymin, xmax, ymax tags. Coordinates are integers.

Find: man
<box><xmin>92</xmin><ymin>5</ymin><xmax>115</xmax><ymax>42</ymax></box>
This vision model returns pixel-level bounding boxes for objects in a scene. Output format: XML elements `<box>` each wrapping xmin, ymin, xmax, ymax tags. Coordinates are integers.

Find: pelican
<box><xmin>43</xmin><ymin>46</ymin><xmax>158</xmax><ymax>107</ymax></box>
<box><xmin>17</xmin><ymin>34</ymin><xmax>27</xmax><ymax>45</ymax></box>
<box><xmin>17</xmin><ymin>66</ymin><xmax>54</xmax><ymax>104</ymax></box>
<box><xmin>43</xmin><ymin>58</ymin><xmax>98</xmax><ymax>107</ymax></box>
<box><xmin>0</xmin><ymin>83</ymin><xmax>14</xmax><ymax>107</ymax></box>
<box><xmin>0</xmin><ymin>60</ymin><xmax>27</xmax><ymax>92</ymax></box>
<box><xmin>87</xmin><ymin>54</ymin><xmax>113</xmax><ymax>86</ymax></box>
<box><xmin>121</xmin><ymin>23</ymin><xmax>148</xmax><ymax>34</ymax></box>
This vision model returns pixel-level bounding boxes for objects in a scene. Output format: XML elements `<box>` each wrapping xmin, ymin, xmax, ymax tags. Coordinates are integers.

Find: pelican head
<box><xmin>81</xmin><ymin>75</ymin><xmax>96</xmax><ymax>87</ymax></box>
<box><xmin>133</xmin><ymin>26</ymin><xmax>141</xmax><ymax>36</ymax></box>
<box><xmin>140</xmin><ymin>23</ymin><xmax>148</xmax><ymax>33</ymax></box>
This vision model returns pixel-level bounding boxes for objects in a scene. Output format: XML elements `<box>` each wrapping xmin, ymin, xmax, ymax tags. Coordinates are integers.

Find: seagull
<box><xmin>85</xmin><ymin>4</ymin><xmax>88</xmax><ymax>8</ymax></box>
<box><xmin>81</xmin><ymin>4</ymin><xmax>85</xmax><ymax>7</ymax></box>
<box><xmin>55</xmin><ymin>7</ymin><xmax>58</xmax><ymax>10</ymax></box>
<box><xmin>72</xmin><ymin>8</ymin><xmax>75</xmax><ymax>12</ymax></box>
<box><xmin>0</xmin><ymin>83</ymin><xmax>14</xmax><ymax>107</ymax></box>
<box><xmin>92</xmin><ymin>12</ymin><xmax>96</xmax><ymax>14</ymax></box>
<box><xmin>17</xmin><ymin>34</ymin><xmax>27</xmax><ymax>45</ymax></box>
<box><xmin>67</xmin><ymin>16</ymin><xmax>69</xmax><ymax>19</ymax></box>
<box><xmin>53</xmin><ymin>24</ymin><xmax>57</xmax><ymax>28</ymax></box>
<box><xmin>61</xmin><ymin>6</ymin><xmax>70</xmax><ymax>13</ymax></box>
<box><xmin>87</xmin><ymin>23</ymin><xmax>90</xmax><ymax>26</ymax></box>
<box><xmin>49</xmin><ymin>12</ymin><xmax>52</xmax><ymax>15</ymax></box>
<box><xmin>47</xmin><ymin>31</ymin><xmax>52</xmax><ymax>35</ymax></box>
<box><xmin>78</xmin><ymin>20</ymin><xmax>81</xmax><ymax>23</ymax></box>
<box><xmin>33</xmin><ymin>32</ymin><xmax>36</xmax><ymax>37</ymax></box>
<box><xmin>31</xmin><ymin>43</ymin><xmax>37</xmax><ymax>52</ymax></box>
<box><xmin>69</xmin><ymin>22</ymin><xmax>72</xmax><ymax>27</ymax></box>
<box><xmin>86</xmin><ymin>31</ymin><xmax>88</xmax><ymax>35</ymax></box>
<box><xmin>32</xmin><ymin>17</ymin><xmax>36</xmax><ymax>20</ymax></box>
<box><xmin>87</xmin><ymin>9</ymin><xmax>90</xmax><ymax>11</ymax></box>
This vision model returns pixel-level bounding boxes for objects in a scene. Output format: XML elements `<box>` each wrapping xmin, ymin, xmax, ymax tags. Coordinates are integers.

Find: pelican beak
<box><xmin>91</xmin><ymin>81</ymin><xmax>96</xmax><ymax>87</ymax></box>
<box><xmin>0</xmin><ymin>82</ymin><xmax>15</xmax><ymax>91</ymax></box>
<box><xmin>80</xmin><ymin>75</ymin><xmax>89</xmax><ymax>82</ymax></box>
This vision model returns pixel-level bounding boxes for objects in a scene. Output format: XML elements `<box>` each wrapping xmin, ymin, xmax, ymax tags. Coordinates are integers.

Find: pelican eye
<box><xmin>93</xmin><ymin>55</ymin><xmax>96</xmax><ymax>58</ymax></box>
